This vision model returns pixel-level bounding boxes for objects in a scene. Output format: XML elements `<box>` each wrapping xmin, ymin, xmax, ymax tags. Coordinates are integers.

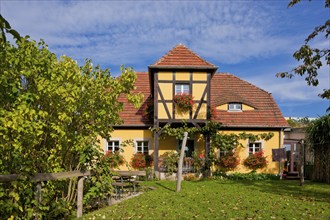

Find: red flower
<box><xmin>130</xmin><ymin>153</ymin><xmax>153</xmax><ymax>170</ymax></box>
<box><xmin>173</xmin><ymin>93</ymin><xmax>194</xmax><ymax>111</ymax></box>
<box><xmin>243</xmin><ymin>151</ymin><xmax>268</xmax><ymax>170</ymax></box>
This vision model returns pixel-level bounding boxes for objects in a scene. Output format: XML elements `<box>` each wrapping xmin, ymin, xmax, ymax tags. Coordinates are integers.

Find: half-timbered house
<box><xmin>100</xmin><ymin>44</ymin><xmax>289</xmax><ymax>176</ymax></box>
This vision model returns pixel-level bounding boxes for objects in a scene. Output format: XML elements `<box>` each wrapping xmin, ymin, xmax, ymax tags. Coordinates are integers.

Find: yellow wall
<box><xmin>158</xmin><ymin>83</ymin><xmax>172</xmax><ymax>100</ymax></box>
<box><xmin>101</xmin><ymin>129</ymin><xmax>282</xmax><ymax>174</ymax></box>
<box><xmin>193</xmin><ymin>72</ymin><xmax>207</xmax><ymax>81</ymax></box>
<box><xmin>101</xmin><ymin>129</ymin><xmax>153</xmax><ymax>170</ymax></box>
<box><xmin>157</xmin><ymin>71</ymin><xmax>208</xmax><ymax>120</ymax></box>
<box><xmin>158</xmin><ymin>72</ymin><xmax>172</xmax><ymax>80</ymax></box>
<box><xmin>175</xmin><ymin>72</ymin><xmax>190</xmax><ymax>80</ymax></box>
<box><xmin>192</xmin><ymin>84</ymin><xmax>207</xmax><ymax>101</ymax></box>
<box><xmin>194</xmin><ymin>103</ymin><xmax>207</xmax><ymax>119</ymax></box>
<box><xmin>242</xmin><ymin>104</ymin><xmax>254</xmax><ymax>111</ymax></box>
<box><xmin>101</xmin><ymin>130</ymin><xmax>206</xmax><ymax>170</ymax></box>
<box><xmin>158</xmin><ymin>103</ymin><xmax>173</xmax><ymax>119</ymax></box>
<box><xmin>214</xmin><ymin>130</ymin><xmax>282</xmax><ymax>174</ymax></box>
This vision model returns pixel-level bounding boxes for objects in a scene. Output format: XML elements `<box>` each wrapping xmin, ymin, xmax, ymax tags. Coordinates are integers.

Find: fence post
<box><xmin>77</xmin><ymin>176</ymin><xmax>84</xmax><ymax>218</ymax></box>
<box><xmin>36</xmin><ymin>182</ymin><xmax>42</xmax><ymax>203</ymax></box>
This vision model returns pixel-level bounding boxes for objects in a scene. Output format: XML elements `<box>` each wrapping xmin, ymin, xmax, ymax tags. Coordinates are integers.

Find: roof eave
<box><xmin>148</xmin><ymin>65</ymin><xmax>218</xmax><ymax>72</ymax></box>
<box><xmin>220</xmin><ymin>124</ymin><xmax>290</xmax><ymax>129</ymax></box>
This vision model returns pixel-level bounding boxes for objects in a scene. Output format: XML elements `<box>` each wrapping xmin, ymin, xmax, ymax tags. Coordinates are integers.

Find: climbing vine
<box><xmin>150</xmin><ymin>121</ymin><xmax>274</xmax><ymax>175</ymax></box>
<box><xmin>151</xmin><ymin>121</ymin><xmax>273</xmax><ymax>153</ymax></box>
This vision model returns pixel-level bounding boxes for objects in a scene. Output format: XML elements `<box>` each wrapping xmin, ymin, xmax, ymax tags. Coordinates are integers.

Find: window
<box><xmin>136</xmin><ymin>140</ymin><xmax>149</xmax><ymax>154</ymax></box>
<box><xmin>175</xmin><ymin>84</ymin><xmax>189</xmax><ymax>95</ymax></box>
<box><xmin>107</xmin><ymin>140</ymin><xmax>120</xmax><ymax>152</ymax></box>
<box><xmin>178</xmin><ymin>140</ymin><xmax>194</xmax><ymax>157</ymax></box>
<box><xmin>228</xmin><ymin>103</ymin><xmax>242</xmax><ymax>111</ymax></box>
<box><xmin>249</xmin><ymin>142</ymin><xmax>262</xmax><ymax>154</ymax></box>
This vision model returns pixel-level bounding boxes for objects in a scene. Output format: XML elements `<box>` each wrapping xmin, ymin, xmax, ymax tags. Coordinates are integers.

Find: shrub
<box><xmin>192</xmin><ymin>152</ymin><xmax>205</xmax><ymax>174</ymax></box>
<box><xmin>173</xmin><ymin>93</ymin><xmax>194</xmax><ymax>111</ymax></box>
<box><xmin>160</xmin><ymin>151</ymin><xmax>179</xmax><ymax>175</ymax></box>
<box><xmin>216</xmin><ymin>154</ymin><xmax>240</xmax><ymax>172</ymax></box>
<box><xmin>130</xmin><ymin>153</ymin><xmax>153</xmax><ymax>170</ymax></box>
<box><xmin>213</xmin><ymin>171</ymin><xmax>280</xmax><ymax>181</ymax></box>
<box><xmin>102</xmin><ymin>151</ymin><xmax>125</xmax><ymax>169</ymax></box>
<box><xmin>243</xmin><ymin>151</ymin><xmax>268</xmax><ymax>171</ymax></box>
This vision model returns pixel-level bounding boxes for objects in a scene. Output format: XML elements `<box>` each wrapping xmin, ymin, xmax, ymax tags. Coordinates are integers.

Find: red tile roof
<box><xmin>118</xmin><ymin>72</ymin><xmax>288</xmax><ymax>128</ymax></box>
<box><xmin>117</xmin><ymin>44</ymin><xmax>287</xmax><ymax>128</ymax></box>
<box><xmin>211</xmin><ymin>73</ymin><xmax>288</xmax><ymax>128</ymax></box>
<box><xmin>117</xmin><ymin>72</ymin><xmax>152</xmax><ymax>126</ymax></box>
<box><xmin>151</xmin><ymin>44</ymin><xmax>216</xmax><ymax>67</ymax></box>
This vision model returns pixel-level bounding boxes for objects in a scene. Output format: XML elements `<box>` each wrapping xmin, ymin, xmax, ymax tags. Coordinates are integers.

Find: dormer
<box><xmin>216</xmin><ymin>102</ymin><xmax>256</xmax><ymax>112</ymax></box>
<box><xmin>148</xmin><ymin>44</ymin><xmax>218</xmax><ymax>122</ymax></box>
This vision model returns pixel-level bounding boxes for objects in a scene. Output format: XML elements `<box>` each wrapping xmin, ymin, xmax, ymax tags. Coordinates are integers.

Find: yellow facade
<box><xmin>101</xmin><ymin>129</ymin><xmax>205</xmax><ymax>170</ymax></box>
<box><xmin>101</xmin><ymin>129</ymin><xmax>282</xmax><ymax>174</ymax></box>
<box><xmin>214</xmin><ymin>130</ymin><xmax>283</xmax><ymax>174</ymax></box>
<box><xmin>157</xmin><ymin>71</ymin><xmax>208</xmax><ymax>120</ymax></box>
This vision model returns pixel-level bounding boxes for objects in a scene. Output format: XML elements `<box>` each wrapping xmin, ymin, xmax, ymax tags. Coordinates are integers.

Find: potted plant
<box><xmin>173</xmin><ymin>93</ymin><xmax>194</xmax><ymax>112</ymax></box>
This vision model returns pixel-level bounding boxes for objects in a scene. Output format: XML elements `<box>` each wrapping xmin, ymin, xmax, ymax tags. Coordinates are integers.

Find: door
<box><xmin>178</xmin><ymin>140</ymin><xmax>195</xmax><ymax>157</ymax></box>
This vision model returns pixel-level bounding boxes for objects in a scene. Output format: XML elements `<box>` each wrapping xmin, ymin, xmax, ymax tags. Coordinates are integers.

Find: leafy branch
<box><xmin>277</xmin><ymin>0</ymin><xmax>330</xmax><ymax>103</ymax></box>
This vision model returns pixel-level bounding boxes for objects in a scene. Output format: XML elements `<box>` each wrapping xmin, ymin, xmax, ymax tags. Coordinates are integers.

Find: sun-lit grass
<box><xmin>80</xmin><ymin>180</ymin><xmax>330</xmax><ymax>219</ymax></box>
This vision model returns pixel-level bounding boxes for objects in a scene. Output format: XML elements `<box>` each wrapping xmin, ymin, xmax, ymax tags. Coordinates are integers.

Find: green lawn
<box><xmin>81</xmin><ymin>180</ymin><xmax>330</xmax><ymax>219</ymax></box>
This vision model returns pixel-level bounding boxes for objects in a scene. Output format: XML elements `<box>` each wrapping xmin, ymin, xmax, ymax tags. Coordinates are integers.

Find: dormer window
<box><xmin>228</xmin><ymin>103</ymin><xmax>242</xmax><ymax>112</ymax></box>
<box><xmin>175</xmin><ymin>84</ymin><xmax>189</xmax><ymax>95</ymax></box>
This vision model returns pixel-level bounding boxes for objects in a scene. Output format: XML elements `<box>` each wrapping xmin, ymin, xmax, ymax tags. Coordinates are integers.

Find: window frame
<box><xmin>248</xmin><ymin>142</ymin><xmax>262</xmax><ymax>155</ymax></box>
<box><xmin>175</xmin><ymin>83</ymin><xmax>190</xmax><ymax>95</ymax></box>
<box><xmin>135</xmin><ymin>140</ymin><xmax>150</xmax><ymax>154</ymax></box>
<box><xmin>228</xmin><ymin>103</ymin><xmax>242</xmax><ymax>112</ymax></box>
<box><xmin>106</xmin><ymin>139</ymin><xmax>121</xmax><ymax>153</ymax></box>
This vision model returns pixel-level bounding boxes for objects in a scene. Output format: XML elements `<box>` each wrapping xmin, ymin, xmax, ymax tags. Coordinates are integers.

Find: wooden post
<box><xmin>176</xmin><ymin>132</ymin><xmax>188</xmax><ymax>192</ymax></box>
<box><xmin>36</xmin><ymin>182</ymin><xmax>42</xmax><ymax>204</ymax></box>
<box><xmin>154</xmin><ymin>132</ymin><xmax>159</xmax><ymax>179</ymax></box>
<box><xmin>77</xmin><ymin>176</ymin><xmax>84</xmax><ymax>218</ymax></box>
<box><xmin>203</xmin><ymin>134</ymin><xmax>211</xmax><ymax>178</ymax></box>
<box><xmin>299</xmin><ymin>140</ymin><xmax>305</xmax><ymax>186</ymax></box>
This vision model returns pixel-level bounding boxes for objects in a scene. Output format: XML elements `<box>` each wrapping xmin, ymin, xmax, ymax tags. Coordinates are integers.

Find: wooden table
<box><xmin>111</xmin><ymin>170</ymin><xmax>146</xmax><ymax>199</ymax></box>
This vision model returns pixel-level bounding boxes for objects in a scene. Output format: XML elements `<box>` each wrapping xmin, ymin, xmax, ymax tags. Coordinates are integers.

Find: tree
<box><xmin>277</xmin><ymin>0</ymin><xmax>330</xmax><ymax>105</ymax></box>
<box><xmin>0</xmin><ymin>17</ymin><xmax>142</xmax><ymax>218</ymax></box>
<box><xmin>306</xmin><ymin>114</ymin><xmax>330</xmax><ymax>183</ymax></box>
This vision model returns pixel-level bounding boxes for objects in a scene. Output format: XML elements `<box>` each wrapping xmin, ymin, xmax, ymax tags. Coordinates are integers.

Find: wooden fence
<box><xmin>0</xmin><ymin>170</ymin><xmax>91</xmax><ymax>218</ymax></box>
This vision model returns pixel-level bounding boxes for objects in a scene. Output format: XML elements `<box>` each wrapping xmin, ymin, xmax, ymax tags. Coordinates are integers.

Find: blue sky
<box><xmin>1</xmin><ymin>0</ymin><xmax>329</xmax><ymax>118</ymax></box>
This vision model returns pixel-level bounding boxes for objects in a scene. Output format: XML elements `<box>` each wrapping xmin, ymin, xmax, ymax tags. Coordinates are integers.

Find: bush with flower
<box><xmin>173</xmin><ymin>93</ymin><xmax>194</xmax><ymax>111</ymax></box>
<box><xmin>192</xmin><ymin>152</ymin><xmax>205</xmax><ymax>174</ymax></box>
<box><xmin>130</xmin><ymin>153</ymin><xmax>153</xmax><ymax>170</ymax></box>
<box><xmin>216</xmin><ymin>153</ymin><xmax>240</xmax><ymax>172</ymax></box>
<box><xmin>103</xmin><ymin>150</ymin><xmax>125</xmax><ymax>169</ymax></box>
<box><xmin>243</xmin><ymin>151</ymin><xmax>268</xmax><ymax>171</ymax></box>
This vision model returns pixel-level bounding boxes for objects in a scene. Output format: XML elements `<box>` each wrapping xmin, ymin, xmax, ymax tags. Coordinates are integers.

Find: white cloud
<box><xmin>244</xmin><ymin>64</ymin><xmax>329</xmax><ymax>102</ymax></box>
<box><xmin>1</xmin><ymin>1</ymin><xmax>302</xmax><ymax>68</ymax></box>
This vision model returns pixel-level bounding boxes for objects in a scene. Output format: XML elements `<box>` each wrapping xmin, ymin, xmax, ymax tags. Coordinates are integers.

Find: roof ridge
<box><xmin>151</xmin><ymin>44</ymin><xmax>215</xmax><ymax>67</ymax></box>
